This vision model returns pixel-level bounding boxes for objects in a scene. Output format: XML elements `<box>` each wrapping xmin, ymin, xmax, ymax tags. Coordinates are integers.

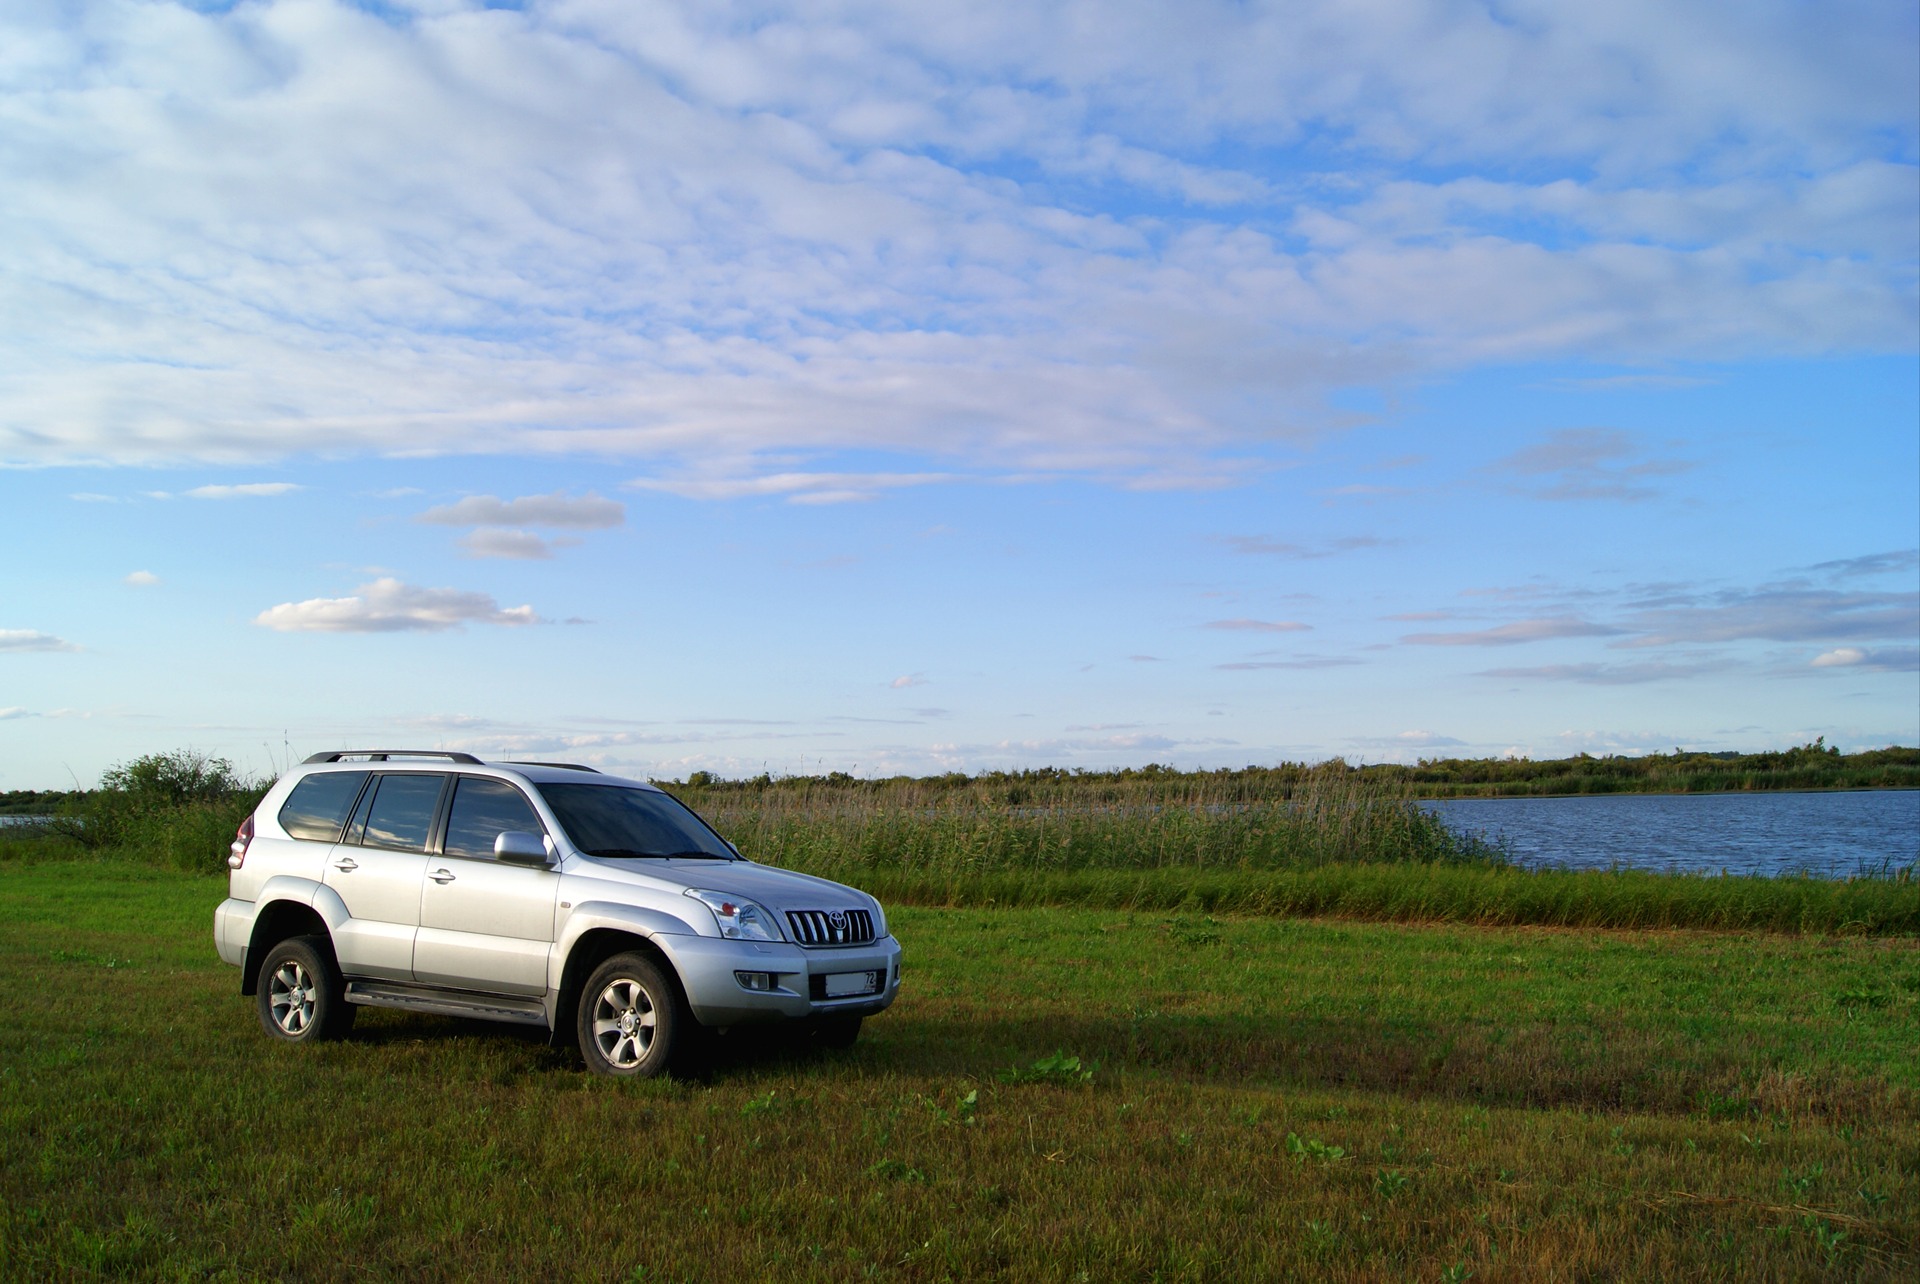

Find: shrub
<box><xmin>53</xmin><ymin>750</ymin><xmax>266</xmax><ymax>873</ymax></box>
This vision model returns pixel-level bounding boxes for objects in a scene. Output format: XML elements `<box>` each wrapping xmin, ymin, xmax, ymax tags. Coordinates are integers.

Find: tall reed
<box><xmin>674</xmin><ymin>763</ymin><xmax>1502</xmax><ymax>877</ymax></box>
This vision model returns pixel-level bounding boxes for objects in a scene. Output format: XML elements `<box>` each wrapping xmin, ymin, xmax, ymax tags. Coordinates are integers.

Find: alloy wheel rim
<box><xmin>269</xmin><ymin>959</ymin><xmax>314</xmax><ymax>1035</ymax></box>
<box><xmin>591</xmin><ymin>977</ymin><xmax>656</xmax><ymax>1067</ymax></box>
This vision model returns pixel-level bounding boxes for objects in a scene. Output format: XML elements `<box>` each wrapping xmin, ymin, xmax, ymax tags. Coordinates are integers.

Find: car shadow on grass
<box><xmin>327</xmin><ymin>1002</ymin><xmax>1903</xmax><ymax>1121</ymax></box>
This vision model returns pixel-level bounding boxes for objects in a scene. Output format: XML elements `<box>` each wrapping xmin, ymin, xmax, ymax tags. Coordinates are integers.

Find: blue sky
<box><xmin>3</xmin><ymin>0</ymin><xmax>1916</xmax><ymax>789</ymax></box>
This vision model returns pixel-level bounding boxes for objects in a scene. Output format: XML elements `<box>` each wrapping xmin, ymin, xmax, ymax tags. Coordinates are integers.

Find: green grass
<box><xmin>2</xmin><ymin>860</ymin><xmax>1916</xmax><ymax>1281</ymax></box>
<box><xmin>845</xmin><ymin>864</ymin><xmax>1920</xmax><ymax>935</ymax></box>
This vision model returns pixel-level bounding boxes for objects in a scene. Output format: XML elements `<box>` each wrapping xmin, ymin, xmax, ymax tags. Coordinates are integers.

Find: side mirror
<box><xmin>494</xmin><ymin>830</ymin><xmax>552</xmax><ymax>867</ymax></box>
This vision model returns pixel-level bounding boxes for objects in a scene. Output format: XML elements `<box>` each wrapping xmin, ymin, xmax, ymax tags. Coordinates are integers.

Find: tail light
<box><xmin>228</xmin><ymin>815</ymin><xmax>255</xmax><ymax>870</ymax></box>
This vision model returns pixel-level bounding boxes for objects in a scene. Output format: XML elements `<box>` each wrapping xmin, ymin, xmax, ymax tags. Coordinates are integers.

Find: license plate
<box><xmin>824</xmin><ymin>970</ymin><xmax>878</xmax><ymax>997</ymax></box>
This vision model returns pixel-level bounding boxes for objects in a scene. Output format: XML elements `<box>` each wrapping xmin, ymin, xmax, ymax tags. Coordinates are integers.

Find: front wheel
<box><xmin>577</xmin><ymin>953</ymin><xmax>685</xmax><ymax>1078</ymax></box>
<box><xmin>255</xmin><ymin>935</ymin><xmax>355</xmax><ymax>1042</ymax></box>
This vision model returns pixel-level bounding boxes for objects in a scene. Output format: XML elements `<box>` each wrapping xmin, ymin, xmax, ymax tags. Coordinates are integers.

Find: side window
<box><xmin>278</xmin><ymin>772</ymin><xmax>369</xmax><ymax>842</ymax></box>
<box><xmin>357</xmin><ymin>774</ymin><xmax>449</xmax><ymax>853</ymax></box>
<box><xmin>442</xmin><ymin>777</ymin><xmax>546</xmax><ymax>860</ymax></box>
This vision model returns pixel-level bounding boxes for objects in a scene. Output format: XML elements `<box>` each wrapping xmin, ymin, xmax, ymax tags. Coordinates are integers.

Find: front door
<box><xmin>414</xmin><ymin>776</ymin><xmax>559</xmax><ymax>996</ymax></box>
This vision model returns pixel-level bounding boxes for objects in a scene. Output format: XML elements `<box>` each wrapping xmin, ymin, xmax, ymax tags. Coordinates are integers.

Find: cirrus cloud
<box><xmin>0</xmin><ymin>0</ymin><xmax>1909</xmax><ymax>487</ymax></box>
<box><xmin>183</xmin><ymin>482</ymin><xmax>302</xmax><ymax>500</ymax></box>
<box><xmin>1402</xmin><ymin>617</ymin><xmax>1623</xmax><ymax>646</ymax></box>
<box><xmin>1205</xmin><ymin>618</ymin><xmax>1312</xmax><ymax>634</ymax></box>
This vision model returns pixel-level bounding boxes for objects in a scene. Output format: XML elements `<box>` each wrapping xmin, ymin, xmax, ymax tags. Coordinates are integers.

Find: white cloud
<box><xmin>253</xmin><ymin>578</ymin><xmax>540</xmax><ymax>633</ymax></box>
<box><xmin>0</xmin><ymin>629</ymin><xmax>77</xmax><ymax>653</ymax></box>
<box><xmin>0</xmin><ymin>707</ymin><xmax>35</xmax><ymax>720</ymax></box>
<box><xmin>0</xmin><ymin>0</ymin><xmax>1908</xmax><ymax>484</ymax></box>
<box><xmin>457</xmin><ymin>528</ymin><xmax>576</xmax><ymax>560</ymax></box>
<box><xmin>183</xmin><ymin>483</ymin><xmax>302</xmax><ymax>499</ymax></box>
<box><xmin>889</xmin><ymin>674</ymin><xmax>927</xmax><ymax>689</ymax></box>
<box><xmin>1811</xmin><ymin>647</ymin><xmax>1867</xmax><ymax>668</ymax></box>
<box><xmin>1808</xmin><ymin>646</ymin><xmax>1918</xmax><ymax>673</ymax></box>
<box><xmin>124</xmin><ymin>570</ymin><xmax>159</xmax><ymax>586</ymax></box>
<box><xmin>421</xmin><ymin>492</ymin><xmax>625</xmax><ymax>529</ymax></box>
<box><xmin>1348</xmin><ymin>731</ymin><xmax>1467</xmax><ymax>750</ymax></box>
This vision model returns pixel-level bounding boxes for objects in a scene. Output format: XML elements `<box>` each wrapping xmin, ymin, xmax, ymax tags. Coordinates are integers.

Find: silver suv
<box><xmin>214</xmin><ymin>751</ymin><xmax>901</xmax><ymax>1076</ymax></box>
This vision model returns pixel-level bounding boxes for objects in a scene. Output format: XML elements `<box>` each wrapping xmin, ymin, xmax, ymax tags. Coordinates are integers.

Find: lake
<box><xmin>1421</xmin><ymin>789</ymin><xmax>1919</xmax><ymax>878</ymax></box>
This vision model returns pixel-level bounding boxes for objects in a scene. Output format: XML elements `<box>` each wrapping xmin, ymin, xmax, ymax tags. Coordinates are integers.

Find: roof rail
<box><xmin>501</xmin><ymin>760</ymin><xmax>602</xmax><ymax>773</ymax></box>
<box><xmin>302</xmin><ymin>750</ymin><xmax>484</xmax><ymax>765</ymax></box>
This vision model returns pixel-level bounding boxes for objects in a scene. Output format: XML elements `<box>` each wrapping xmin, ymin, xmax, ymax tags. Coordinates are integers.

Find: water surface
<box><xmin>1421</xmin><ymin>790</ymin><xmax>1918</xmax><ymax>878</ymax></box>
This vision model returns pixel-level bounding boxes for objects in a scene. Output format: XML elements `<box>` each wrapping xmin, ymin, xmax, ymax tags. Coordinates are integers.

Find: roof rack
<box><xmin>502</xmin><ymin>760</ymin><xmax>602</xmax><ymax>773</ymax></box>
<box><xmin>302</xmin><ymin>750</ymin><xmax>484</xmax><ymax>765</ymax></box>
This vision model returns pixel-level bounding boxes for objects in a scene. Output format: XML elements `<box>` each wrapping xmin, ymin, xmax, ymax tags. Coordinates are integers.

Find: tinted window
<box><xmin>358</xmin><ymin>774</ymin><xmax>448</xmax><ymax>852</ymax></box>
<box><xmin>443</xmin><ymin>777</ymin><xmax>545</xmax><ymax>859</ymax></box>
<box><xmin>278</xmin><ymin>772</ymin><xmax>369</xmax><ymax>842</ymax></box>
<box><xmin>536</xmin><ymin>784</ymin><xmax>734</xmax><ymax>859</ymax></box>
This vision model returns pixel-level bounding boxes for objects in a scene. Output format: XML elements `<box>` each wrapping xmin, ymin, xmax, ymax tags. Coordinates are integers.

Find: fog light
<box><xmin>734</xmin><ymin>971</ymin><xmax>772</xmax><ymax>992</ymax></box>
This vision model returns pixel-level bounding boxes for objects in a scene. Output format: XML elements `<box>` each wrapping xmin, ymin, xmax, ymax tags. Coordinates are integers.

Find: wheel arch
<box><xmin>241</xmin><ymin>900</ymin><xmax>335</xmax><ymax>995</ymax></box>
<box><xmin>554</xmin><ymin>928</ymin><xmax>689</xmax><ymax>1039</ymax></box>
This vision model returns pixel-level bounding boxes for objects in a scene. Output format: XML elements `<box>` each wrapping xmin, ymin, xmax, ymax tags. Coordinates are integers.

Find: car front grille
<box><xmin>785</xmin><ymin>908</ymin><xmax>875</xmax><ymax>947</ymax></box>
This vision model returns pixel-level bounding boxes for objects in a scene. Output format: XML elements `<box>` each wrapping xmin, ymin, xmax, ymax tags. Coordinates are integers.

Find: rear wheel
<box><xmin>577</xmin><ymin>953</ymin><xmax>684</xmax><ymax>1078</ymax></box>
<box><xmin>255</xmin><ymin>935</ymin><xmax>355</xmax><ymax>1042</ymax></box>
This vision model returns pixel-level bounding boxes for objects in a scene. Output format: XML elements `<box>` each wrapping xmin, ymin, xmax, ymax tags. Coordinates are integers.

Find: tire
<box><xmin>577</xmin><ymin>953</ymin><xmax>685</xmax><ymax>1078</ymax></box>
<box><xmin>255</xmin><ymin>935</ymin><xmax>355</xmax><ymax>1043</ymax></box>
<box><xmin>814</xmin><ymin>1015</ymin><xmax>862</xmax><ymax>1050</ymax></box>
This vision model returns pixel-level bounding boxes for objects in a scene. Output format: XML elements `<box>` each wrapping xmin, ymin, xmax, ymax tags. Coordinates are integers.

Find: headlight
<box><xmin>685</xmin><ymin>889</ymin><xmax>779</xmax><ymax>942</ymax></box>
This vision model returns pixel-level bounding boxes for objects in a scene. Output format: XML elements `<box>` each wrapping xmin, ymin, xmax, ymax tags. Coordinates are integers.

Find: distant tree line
<box><xmin>0</xmin><ymin>789</ymin><xmax>85</xmax><ymax>815</ymax></box>
<box><xmin>668</xmin><ymin>741</ymin><xmax>1918</xmax><ymax>802</ymax></box>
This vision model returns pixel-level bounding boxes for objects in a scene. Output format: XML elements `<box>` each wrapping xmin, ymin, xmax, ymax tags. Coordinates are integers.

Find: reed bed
<box><xmin>672</xmin><ymin>767</ymin><xmax>1917</xmax><ymax>934</ymax></box>
<box><xmin>675</xmin><ymin>764</ymin><xmax>1497</xmax><ymax>875</ymax></box>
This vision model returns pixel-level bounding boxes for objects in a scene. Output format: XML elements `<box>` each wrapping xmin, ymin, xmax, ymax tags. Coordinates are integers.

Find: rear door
<box><xmin>413</xmin><ymin>776</ymin><xmax>560</xmax><ymax>996</ymax></box>
<box><xmin>322</xmin><ymin>772</ymin><xmax>448</xmax><ymax>981</ymax></box>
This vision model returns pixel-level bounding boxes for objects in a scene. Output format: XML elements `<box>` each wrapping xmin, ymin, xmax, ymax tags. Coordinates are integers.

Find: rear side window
<box><xmin>442</xmin><ymin>778</ymin><xmax>545</xmax><ymax>859</ymax></box>
<box><xmin>357</xmin><ymin>774</ymin><xmax>449</xmax><ymax>852</ymax></box>
<box><xmin>278</xmin><ymin>772</ymin><xmax>370</xmax><ymax>843</ymax></box>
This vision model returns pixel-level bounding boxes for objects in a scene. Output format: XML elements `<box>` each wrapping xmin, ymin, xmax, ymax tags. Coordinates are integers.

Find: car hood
<box><xmin>563</xmin><ymin>854</ymin><xmax>876</xmax><ymax>914</ymax></box>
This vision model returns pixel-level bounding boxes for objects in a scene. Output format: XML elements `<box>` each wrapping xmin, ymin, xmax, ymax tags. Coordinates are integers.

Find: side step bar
<box><xmin>345</xmin><ymin>980</ymin><xmax>549</xmax><ymax>1027</ymax></box>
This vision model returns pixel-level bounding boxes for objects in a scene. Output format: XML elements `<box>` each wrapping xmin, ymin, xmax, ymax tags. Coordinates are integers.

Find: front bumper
<box><xmin>661</xmin><ymin>932</ymin><xmax>903</xmax><ymax>1027</ymax></box>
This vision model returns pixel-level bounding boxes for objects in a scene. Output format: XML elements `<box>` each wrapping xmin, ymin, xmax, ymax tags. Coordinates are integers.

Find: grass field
<box><xmin>2</xmin><ymin>860</ymin><xmax>1916</xmax><ymax>1282</ymax></box>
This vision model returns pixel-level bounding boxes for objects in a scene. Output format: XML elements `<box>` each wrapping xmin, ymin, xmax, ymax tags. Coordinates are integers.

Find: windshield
<box><xmin>535</xmin><ymin>783</ymin><xmax>735</xmax><ymax>859</ymax></box>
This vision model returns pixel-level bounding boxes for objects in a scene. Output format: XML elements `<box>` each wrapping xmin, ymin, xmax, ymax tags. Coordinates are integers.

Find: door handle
<box><xmin>332</xmin><ymin>857</ymin><xmax>358</xmax><ymax>872</ymax></box>
<box><xmin>429</xmin><ymin>868</ymin><xmax>456</xmax><ymax>884</ymax></box>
